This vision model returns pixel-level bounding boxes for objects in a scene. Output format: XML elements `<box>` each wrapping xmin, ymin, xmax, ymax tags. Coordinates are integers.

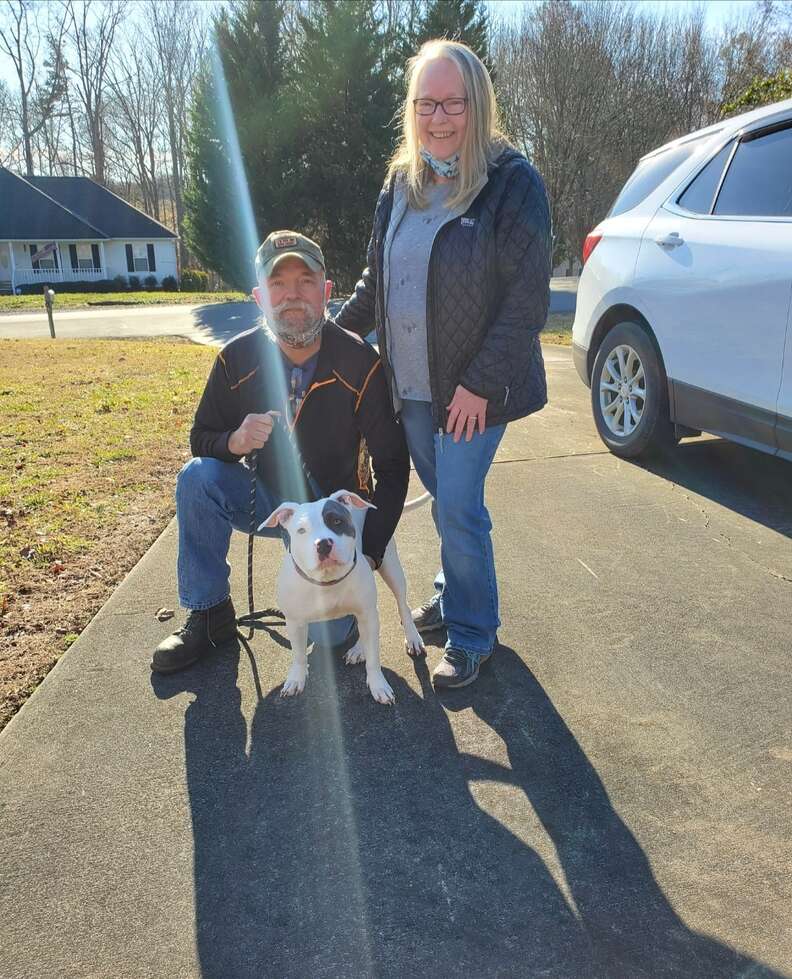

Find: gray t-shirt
<box><xmin>386</xmin><ymin>182</ymin><xmax>453</xmax><ymax>402</ymax></box>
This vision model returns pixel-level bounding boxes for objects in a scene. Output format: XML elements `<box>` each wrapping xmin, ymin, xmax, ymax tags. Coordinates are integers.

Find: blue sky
<box><xmin>0</xmin><ymin>1</ymin><xmax>763</xmax><ymax>91</ymax></box>
<box><xmin>487</xmin><ymin>0</ymin><xmax>759</xmax><ymax>29</ymax></box>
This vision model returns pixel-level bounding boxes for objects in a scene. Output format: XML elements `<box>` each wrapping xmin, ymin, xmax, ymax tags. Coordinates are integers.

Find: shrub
<box><xmin>112</xmin><ymin>274</ymin><xmax>128</xmax><ymax>291</ymax></box>
<box><xmin>161</xmin><ymin>275</ymin><xmax>178</xmax><ymax>292</ymax></box>
<box><xmin>128</xmin><ymin>275</ymin><xmax>141</xmax><ymax>290</ymax></box>
<box><xmin>181</xmin><ymin>267</ymin><xmax>209</xmax><ymax>291</ymax></box>
<box><xmin>144</xmin><ymin>274</ymin><xmax>157</xmax><ymax>290</ymax></box>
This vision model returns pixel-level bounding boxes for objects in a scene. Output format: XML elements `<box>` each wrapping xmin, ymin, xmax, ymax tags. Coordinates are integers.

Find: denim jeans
<box><xmin>175</xmin><ymin>457</ymin><xmax>354</xmax><ymax>648</ymax></box>
<box><xmin>399</xmin><ymin>400</ymin><xmax>505</xmax><ymax>659</ymax></box>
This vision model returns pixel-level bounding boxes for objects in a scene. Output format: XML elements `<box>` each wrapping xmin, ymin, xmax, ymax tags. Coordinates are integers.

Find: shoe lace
<box><xmin>177</xmin><ymin>610</ymin><xmax>206</xmax><ymax>638</ymax></box>
<box><xmin>418</xmin><ymin>595</ymin><xmax>441</xmax><ymax>615</ymax></box>
<box><xmin>446</xmin><ymin>646</ymin><xmax>477</xmax><ymax>673</ymax></box>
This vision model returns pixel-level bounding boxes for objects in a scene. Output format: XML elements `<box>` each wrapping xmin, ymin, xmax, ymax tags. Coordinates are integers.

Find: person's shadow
<box><xmin>152</xmin><ymin>642</ymin><xmax>785</xmax><ymax>978</ymax></box>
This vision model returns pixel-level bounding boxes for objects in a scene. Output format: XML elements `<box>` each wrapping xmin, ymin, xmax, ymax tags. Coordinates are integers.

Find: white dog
<box><xmin>260</xmin><ymin>490</ymin><xmax>426</xmax><ymax>704</ymax></box>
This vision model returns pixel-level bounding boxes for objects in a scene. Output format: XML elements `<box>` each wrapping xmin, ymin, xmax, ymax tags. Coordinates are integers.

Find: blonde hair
<box><xmin>388</xmin><ymin>39</ymin><xmax>510</xmax><ymax>211</ymax></box>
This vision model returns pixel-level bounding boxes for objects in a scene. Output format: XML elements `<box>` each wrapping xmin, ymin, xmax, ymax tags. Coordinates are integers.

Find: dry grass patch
<box><xmin>0</xmin><ymin>337</ymin><xmax>216</xmax><ymax>732</ymax></box>
<box><xmin>542</xmin><ymin>313</ymin><xmax>573</xmax><ymax>346</ymax></box>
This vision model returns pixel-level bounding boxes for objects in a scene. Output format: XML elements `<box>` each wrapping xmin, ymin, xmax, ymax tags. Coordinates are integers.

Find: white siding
<box><xmin>104</xmin><ymin>239</ymin><xmax>178</xmax><ymax>283</ymax></box>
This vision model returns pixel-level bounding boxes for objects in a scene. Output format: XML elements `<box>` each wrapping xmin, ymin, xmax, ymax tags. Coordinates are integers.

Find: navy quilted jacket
<box><xmin>335</xmin><ymin>147</ymin><xmax>551</xmax><ymax>428</ymax></box>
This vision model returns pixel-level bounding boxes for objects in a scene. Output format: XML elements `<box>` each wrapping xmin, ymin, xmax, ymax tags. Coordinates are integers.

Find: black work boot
<box><xmin>151</xmin><ymin>598</ymin><xmax>237</xmax><ymax>674</ymax></box>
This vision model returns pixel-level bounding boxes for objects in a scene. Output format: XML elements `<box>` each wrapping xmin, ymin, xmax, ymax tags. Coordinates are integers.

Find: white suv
<box><xmin>572</xmin><ymin>98</ymin><xmax>792</xmax><ymax>461</ymax></box>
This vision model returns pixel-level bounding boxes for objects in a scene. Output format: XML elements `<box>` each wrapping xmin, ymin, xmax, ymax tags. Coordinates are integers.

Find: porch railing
<box><xmin>13</xmin><ymin>267</ymin><xmax>108</xmax><ymax>287</ymax></box>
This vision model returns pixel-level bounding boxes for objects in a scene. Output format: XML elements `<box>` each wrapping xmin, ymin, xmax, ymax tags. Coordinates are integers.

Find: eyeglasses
<box><xmin>412</xmin><ymin>97</ymin><xmax>468</xmax><ymax>116</ymax></box>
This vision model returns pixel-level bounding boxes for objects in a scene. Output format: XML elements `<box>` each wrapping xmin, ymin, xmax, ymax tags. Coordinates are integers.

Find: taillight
<box><xmin>582</xmin><ymin>232</ymin><xmax>602</xmax><ymax>266</ymax></box>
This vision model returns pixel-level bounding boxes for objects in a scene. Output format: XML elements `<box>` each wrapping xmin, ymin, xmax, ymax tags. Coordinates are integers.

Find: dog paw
<box><xmin>281</xmin><ymin>665</ymin><xmax>307</xmax><ymax>697</ymax></box>
<box><xmin>367</xmin><ymin>669</ymin><xmax>395</xmax><ymax>705</ymax></box>
<box><xmin>344</xmin><ymin>640</ymin><xmax>366</xmax><ymax>666</ymax></box>
<box><xmin>404</xmin><ymin>626</ymin><xmax>426</xmax><ymax>658</ymax></box>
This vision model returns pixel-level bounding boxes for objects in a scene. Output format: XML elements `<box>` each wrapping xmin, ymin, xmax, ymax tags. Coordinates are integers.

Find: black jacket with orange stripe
<box><xmin>190</xmin><ymin>320</ymin><xmax>410</xmax><ymax>565</ymax></box>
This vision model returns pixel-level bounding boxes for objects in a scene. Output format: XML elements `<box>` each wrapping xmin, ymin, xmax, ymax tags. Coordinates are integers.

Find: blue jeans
<box><xmin>400</xmin><ymin>400</ymin><xmax>505</xmax><ymax>659</ymax></box>
<box><xmin>175</xmin><ymin>457</ymin><xmax>354</xmax><ymax>648</ymax></box>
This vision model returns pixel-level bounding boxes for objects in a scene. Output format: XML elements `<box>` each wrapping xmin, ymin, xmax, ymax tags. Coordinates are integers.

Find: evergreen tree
<box><xmin>288</xmin><ymin>0</ymin><xmax>401</xmax><ymax>293</ymax></box>
<box><xmin>183</xmin><ymin>0</ymin><xmax>294</xmax><ymax>290</ymax></box>
<box><xmin>413</xmin><ymin>0</ymin><xmax>492</xmax><ymax>70</ymax></box>
<box><xmin>184</xmin><ymin>0</ymin><xmax>401</xmax><ymax>294</ymax></box>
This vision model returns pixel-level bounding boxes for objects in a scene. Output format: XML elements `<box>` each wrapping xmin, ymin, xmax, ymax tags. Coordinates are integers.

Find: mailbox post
<box><xmin>43</xmin><ymin>286</ymin><xmax>56</xmax><ymax>338</ymax></box>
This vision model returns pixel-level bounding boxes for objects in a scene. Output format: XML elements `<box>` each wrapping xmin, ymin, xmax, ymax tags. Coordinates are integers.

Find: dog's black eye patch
<box><xmin>322</xmin><ymin>500</ymin><xmax>355</xmax><ymax>538</ymax></box>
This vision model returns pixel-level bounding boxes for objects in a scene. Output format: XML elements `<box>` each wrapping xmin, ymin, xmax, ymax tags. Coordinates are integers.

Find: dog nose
<box><xmin>316</xmin><ymin>538</ymin><xmax>333</xmax><ymax>559</ymax></box>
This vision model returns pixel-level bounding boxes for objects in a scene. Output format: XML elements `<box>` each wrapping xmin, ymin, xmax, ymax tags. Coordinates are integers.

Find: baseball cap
<box><xmin>255</xmin><ymin>230</ymin><xmax>325</xmax><ymax>280</ymax></box>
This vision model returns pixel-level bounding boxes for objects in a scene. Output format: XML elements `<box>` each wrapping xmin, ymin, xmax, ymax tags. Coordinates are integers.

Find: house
<box><xmin>0</xmin><ymin>166</ymin><xmax>178</xmax><ymax>293</ymax></box>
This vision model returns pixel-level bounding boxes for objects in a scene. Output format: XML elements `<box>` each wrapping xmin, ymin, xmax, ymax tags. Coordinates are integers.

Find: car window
<box><xmin>714</xmin><ymin>125</ymin><xmax>792</xmax><ymax>217</ymax></box>
<box><xmin>677</xmin><ymin>142</ymin><xmax>733</xmax><ymax>214</ymax></box>
<box><xmin>609</xmin><ymin>135</ymin><xmax>709</xmax><ymax>217</ymax></box>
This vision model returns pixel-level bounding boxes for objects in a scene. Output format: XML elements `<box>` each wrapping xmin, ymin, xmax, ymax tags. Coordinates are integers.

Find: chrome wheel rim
<box><xmin>599</xmin><ymin>344</ymin><xmax>646</xmax><ymax>437</ymax></box>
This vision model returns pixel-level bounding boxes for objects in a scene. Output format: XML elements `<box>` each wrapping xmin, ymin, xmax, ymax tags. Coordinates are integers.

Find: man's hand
<box><xmin>228</xmin><ymin>411</ymin><xmax>281</xmax><ymax>456</ymax></box>
<box><xmin>446</xmin><ymin>385</ymin><xmax>487</xmax><ymax>443</ymax></box>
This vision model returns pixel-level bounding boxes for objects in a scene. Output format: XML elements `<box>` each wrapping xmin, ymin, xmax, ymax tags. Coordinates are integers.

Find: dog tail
<box><xmin>403</xmin><ymin>490</ymin><xmax>431</xmax><ymax>513</ymax></box>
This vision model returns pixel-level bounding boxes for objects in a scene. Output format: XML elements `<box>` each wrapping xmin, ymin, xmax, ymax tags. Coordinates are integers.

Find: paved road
<box><xmin>0</xmin><ymin>279</ymin><xmax>579</xmax><ymax>344</ymax></box>
<box><xmin>1</xmin><ymin>346</ymin><xmax>790</xmax><ymax>977</ymax></box>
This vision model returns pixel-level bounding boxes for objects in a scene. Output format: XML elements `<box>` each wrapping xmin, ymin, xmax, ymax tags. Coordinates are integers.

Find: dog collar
<box><xmin>291</xmin><ymin>551</ymin><xmax>357</xmax><ymax>587</ymax></box>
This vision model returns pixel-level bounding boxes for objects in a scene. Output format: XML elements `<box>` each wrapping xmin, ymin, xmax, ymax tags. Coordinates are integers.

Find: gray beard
<box><xmin>265</xmin><ymin>310</ymin><xmax>324</xmax><ymax>348</ymax></box>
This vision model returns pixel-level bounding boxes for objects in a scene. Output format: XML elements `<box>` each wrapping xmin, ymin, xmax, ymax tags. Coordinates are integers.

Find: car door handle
<box><xmin>655</xmin><ymin>232</ymin><xmax>684</xmax><ymax>248</ymax></box>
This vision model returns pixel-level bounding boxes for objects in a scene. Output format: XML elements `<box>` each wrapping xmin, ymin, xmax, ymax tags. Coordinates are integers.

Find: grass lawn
<box><xmin>0</xmin><ymin>291</ymin><xmax>248</xmax><ymax>313</ymax></box>
<box><xmin>543</xmin><ymin>312</ymin><xmax>573</xmax><ymax>345</ymax></box>
<box><xmin>0</xmin><ymin>337</ymin><xmax>216</xmax><ymax>732</ymax></box>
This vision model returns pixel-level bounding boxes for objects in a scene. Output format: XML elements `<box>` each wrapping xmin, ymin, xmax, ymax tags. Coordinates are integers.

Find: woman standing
<box><xmin>336</xmin><ymin>39</ymin><xmax>551</xmax><ymax>689</ymax></box>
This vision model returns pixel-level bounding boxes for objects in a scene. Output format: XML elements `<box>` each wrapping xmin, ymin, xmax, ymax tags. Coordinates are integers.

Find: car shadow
<box><xmin>633</xmin><ymin>437</ymin><xmax>792</xmax><ymax>538</ymax></box>
<box><xmin>151</xmin><ymin>641</ymin><xmax>783</xmax><ymax>978</ymax></box>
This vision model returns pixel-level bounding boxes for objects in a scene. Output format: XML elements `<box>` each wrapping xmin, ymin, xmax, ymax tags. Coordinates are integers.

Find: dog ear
<box><xmin>259</xmin><ymin>502</ymin><xmax>299</xmax><ymax>530</ymax></box>
<box><xmin>329</xmin><ymin>489</ymin><xmax>377</xmax><ymax>511</ymax></box>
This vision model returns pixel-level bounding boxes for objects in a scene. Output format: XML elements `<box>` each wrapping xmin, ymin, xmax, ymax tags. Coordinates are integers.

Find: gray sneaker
<box><xmin>431</xmin><ymin>646</ymin><xmax>490</xmax><ymax>689</ymax></box>
<box><xmin>411</xmin><ymin>595</ymin><xmax>445</xmax><ymax>636</ymax></box>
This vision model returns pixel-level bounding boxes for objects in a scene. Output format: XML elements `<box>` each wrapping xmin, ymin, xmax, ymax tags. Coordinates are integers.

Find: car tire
<box><xmin>590</xmin><ymin>321</ymin><xmax>675</xmax><ymax>459</ymax></box>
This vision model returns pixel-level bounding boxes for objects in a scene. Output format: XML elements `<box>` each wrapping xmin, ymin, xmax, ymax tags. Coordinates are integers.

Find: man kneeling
<box><xmin>152</xmin><ymin>231</ymin><xmax>409</xmax><ymax>673</ymax></box>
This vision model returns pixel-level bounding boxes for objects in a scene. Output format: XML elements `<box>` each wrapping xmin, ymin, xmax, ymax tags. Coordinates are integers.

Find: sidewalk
<box><xmin>1</xmin><ymin>349</ymin><xmax>790</xmax><ymax>978</ymax></box>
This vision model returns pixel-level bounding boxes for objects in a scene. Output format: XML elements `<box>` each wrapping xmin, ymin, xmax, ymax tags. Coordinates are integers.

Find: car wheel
<box><xmin>590</xmin><ymin>321</ymin><xmax>675</xmax><ymax>459</ymax></box>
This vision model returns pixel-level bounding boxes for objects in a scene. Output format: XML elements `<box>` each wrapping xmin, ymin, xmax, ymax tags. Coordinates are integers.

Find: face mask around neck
<box><xmin>419</xmin><ymin>146</ymin><xmax>460</xmax><ymax>178</ymax></box>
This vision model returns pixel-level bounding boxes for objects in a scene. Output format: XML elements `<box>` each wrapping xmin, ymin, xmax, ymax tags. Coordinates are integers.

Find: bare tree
<box><xmin>106</xmin><ymin>32</ymin><xmax>164</xmax><ymax>219</ymax></box>
<box><xmin>63</xmin><ymin>0</ymin><xmax>124</xmax><ymax>184</ymax></box>
<box><xmin>149</xmin><ymin>0</ymin><xmax>207</xmax><ymax>263</ymax></box>
<box><xmin>491</xmin><ymin>0</ymin><xmax>761</xmax><ymax>264</ymax></box>
<box><xmin>0</xmin><ymin>0</ymin><xmax>67</xmax><ymax>175</ymax></box>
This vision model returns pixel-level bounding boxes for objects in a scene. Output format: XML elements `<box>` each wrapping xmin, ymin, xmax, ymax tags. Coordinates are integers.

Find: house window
<box><xmin>76</xmin><ymin>244</ymin><xmax>94</xmax><ymax>270</ymax></box>
<box><xmin>125</xmin><ymin>242</ymin><xmax>156</xmax><ymax>275</ymax></box>
<box><xmin>132</xmin><ymin>243</ymin><xmax>149</xmax><ymax>272</ymax></box>
<box><xmin>31</xmin><ymin>243</ymin><xmax>56</xmax><ymax>270</ymax></box>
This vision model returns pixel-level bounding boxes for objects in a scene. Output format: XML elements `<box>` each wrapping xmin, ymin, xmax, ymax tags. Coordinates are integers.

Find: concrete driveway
<box><xmin>0</xmin><ymin>345</ymin><xmax>790</xmax><ymax>978</ymax></box>
<box><xmin>0</xmin><ymin>279</ymin><xmax>579</xmax><ymax>345</ymax></box>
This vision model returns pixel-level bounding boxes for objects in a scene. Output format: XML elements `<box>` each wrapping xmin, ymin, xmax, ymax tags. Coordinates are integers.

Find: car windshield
<box><xmin>609</xmin><ymin>134</ymin><xmax>711</xmax><ymax>217</ymax></box>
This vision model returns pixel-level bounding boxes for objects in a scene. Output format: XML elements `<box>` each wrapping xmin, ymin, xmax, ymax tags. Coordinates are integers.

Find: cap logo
<box><xmin>274</xmin><ymin>236</ymin><xmax>298</xmax><ymax>249</ymax></box>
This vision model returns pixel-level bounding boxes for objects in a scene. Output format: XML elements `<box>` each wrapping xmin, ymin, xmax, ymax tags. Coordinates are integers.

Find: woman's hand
<box><xmin>446</xmin><ymin>385</ymin><xmax>487</xmax><ymax>443</ymax></box>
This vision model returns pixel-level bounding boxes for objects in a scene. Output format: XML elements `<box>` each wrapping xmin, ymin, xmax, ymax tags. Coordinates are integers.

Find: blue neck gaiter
<box><xmin>419</xmin><ymin>146</ymin><xmax>460</xmax><ymax>179</ymax></box>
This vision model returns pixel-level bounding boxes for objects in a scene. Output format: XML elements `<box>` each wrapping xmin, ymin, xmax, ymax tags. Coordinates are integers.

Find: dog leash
<box><xmin>236</xmin><ymin>413</ymin><xmax>318</xmax><ymax>642</ymax></box>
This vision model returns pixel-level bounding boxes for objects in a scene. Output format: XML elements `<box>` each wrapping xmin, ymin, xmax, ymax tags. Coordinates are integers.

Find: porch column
<box><xmin>98</xmin><ymin>241</ymin><xmax>107</xmax><ymax>279</ymax></box>
<box><xmin>9</xmin><ymin>241</ymin><xmax>16</xmax><ymax>293</ymax></box>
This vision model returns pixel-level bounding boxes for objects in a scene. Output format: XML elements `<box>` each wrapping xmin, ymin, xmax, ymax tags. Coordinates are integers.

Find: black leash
<box><xmin>235</xmin><ymin>413</ymin><xmax>318</xmax><ymax>643</ymax></box>
<box><xmin>236</xmin><ymin>447</ymin><xmax>285</xmax><ymax>641</ymax></box>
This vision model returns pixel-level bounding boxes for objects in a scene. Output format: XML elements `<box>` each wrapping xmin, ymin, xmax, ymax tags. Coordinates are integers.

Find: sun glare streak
<box><xmin>209</xmin><ymin>40</ymin><xmax>374</xmax><ymax>969</ymax></box>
